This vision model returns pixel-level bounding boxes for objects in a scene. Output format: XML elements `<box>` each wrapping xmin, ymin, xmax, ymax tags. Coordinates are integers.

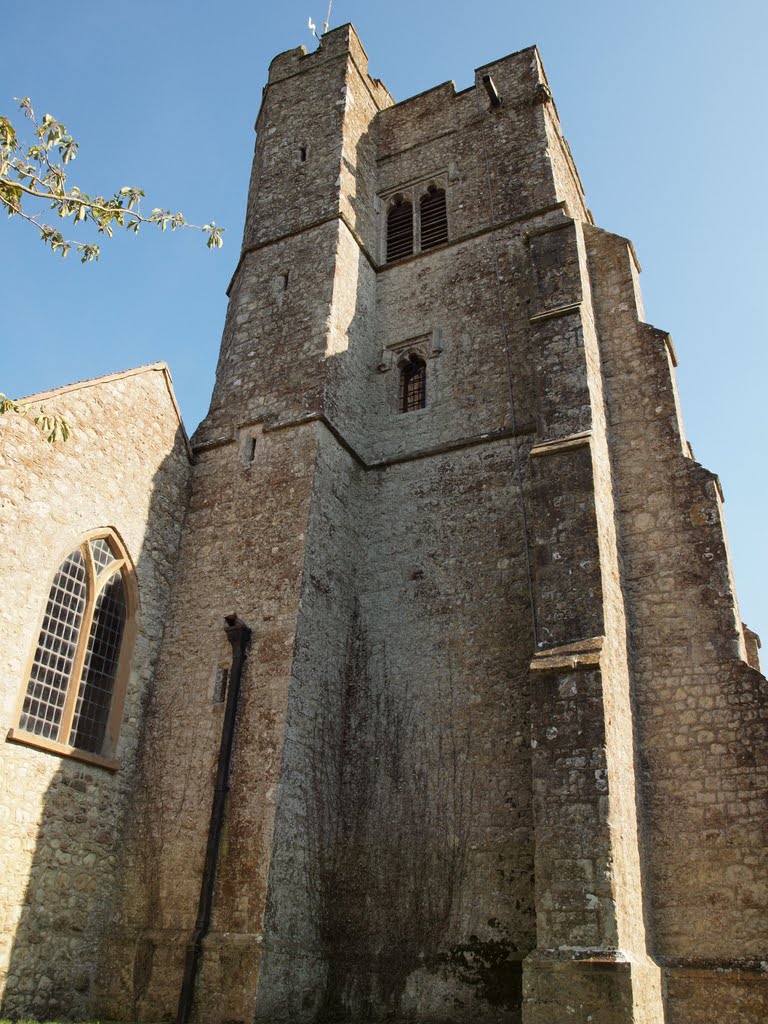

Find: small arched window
<box><xmin>419</xmin><ymin>186</ymin><xmax>448</xmax><ymax>250</ymax></box>
<box><xmin>399</xmin><ymin>354</ymin><xmax>427</xmax><ymax>413</ymax></box>
<box><xmin>387</xmin><ymin>197</ymin><xmax>414</xmax><ymax>262</ymax></box>
<box><xmin>15</xmin><ymin>532</ymin><xmax>135</xmax><ymax>763</ymax></box>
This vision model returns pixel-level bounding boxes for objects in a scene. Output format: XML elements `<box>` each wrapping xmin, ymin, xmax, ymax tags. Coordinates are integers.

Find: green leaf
<box><xmin>3</xmin><ymin>98</ymin><xmax>224</xmax><ymax>261</ymax></box>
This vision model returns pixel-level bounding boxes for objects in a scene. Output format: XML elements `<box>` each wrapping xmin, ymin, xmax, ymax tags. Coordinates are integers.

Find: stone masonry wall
<box><xmin>255</xmin><ymin>427</ymin><xmax>537</xmax><ymax>1024</ymax></box>
<box><xmin>374</xmin><ymin>46</ymin><xmax>560</xmax><ymax>247</ymax></box>
<box><xmin>354</xmin><ymin>441</ymin><xmax>536</xmax><ymax>1022</ymax></box>
<box><xmin>521</xmin><ymin>217</ymin><xmax>663</xmax><ymax>1023</ymax></box>
<box><xmin>87</xmin><ymin>24</ymin><xmax>766</xmax><ymax>1024</ymax></box>
<box><xmin>95</xmin><ymin>421</ymin><xmax>320</xmax><ymax>1023</ymax></box>
<box><xmin>585</xmin><ymin>226</ymin><xmax>768</xmax><ymax>1022</ymax></box>
<box><xmin>0</xmin><ymin>365</ymin><xmax>191</xmax><ymax>1020</ymax></box>
<box><xmin>202</xmin><ymin>26</ymin><xmax>391</xmax><ymax>444</ymax></box>
<box><xmin>251</xmin><ymin>426</ymin><xmax>367</xmax><ymax>1023</ymax></box>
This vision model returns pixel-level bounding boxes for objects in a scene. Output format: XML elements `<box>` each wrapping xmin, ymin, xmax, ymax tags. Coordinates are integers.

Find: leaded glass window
<box><xmin>20</xmin><ymin>550</ymin><xmax>87</xmax><ymax>740</ymax></box>
<box><xmin>90</xmin><ymin>537</ymin><xmax>115</xmax><ymax>575</ymax></box>
<box><xmin>18</xmin><ymin>533</ymin><xmax>132</xmax><ymax>759</ymax></box>
<box><xmin>71</xmin><ymin>572</ymin><xmax>126</xmax><ymax>753</ymax></box>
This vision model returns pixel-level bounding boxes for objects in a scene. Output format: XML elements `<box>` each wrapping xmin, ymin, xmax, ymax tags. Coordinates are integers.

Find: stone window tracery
<box><xmin>12</xmin><ymin>530</ymin><xmax>136</xmax><ymax>766</ymax></box>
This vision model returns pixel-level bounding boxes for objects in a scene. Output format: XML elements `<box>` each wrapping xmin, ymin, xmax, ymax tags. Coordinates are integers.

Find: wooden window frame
<box><xmin>7</xmin><ymin>528</ymin><xmax>138</xmax><ymax>771</ymax></box>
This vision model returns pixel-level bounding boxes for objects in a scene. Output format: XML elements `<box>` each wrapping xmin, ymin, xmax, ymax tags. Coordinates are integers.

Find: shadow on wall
<box><xmin>0</xmin><ymin>429</ymin><xmax>190</xmax><ymax>1022</ymax></box>
<box><xmin>305</xmin><ymin>609</ymin><xmax>475</xmax><ymax>1019</ymax></box>
<box><xmin>250</xmin><ymin>101</ymin><xmax>537</xmax><ymax>1018</ymax></box>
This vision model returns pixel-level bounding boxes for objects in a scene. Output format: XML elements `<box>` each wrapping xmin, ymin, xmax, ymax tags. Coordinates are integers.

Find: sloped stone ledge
<box><xmin>530</xmin><ymin>636</ymin><xmax>604</xmax><ymax>674</ymax></box>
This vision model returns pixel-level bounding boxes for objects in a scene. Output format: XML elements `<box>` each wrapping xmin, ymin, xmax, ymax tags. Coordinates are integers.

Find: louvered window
<box><xmin>399</xmin><ymin>355</ymin><xmax>427</xmax><ymax>413</ymax></box>
<box><xmin>387</xmin><ymin>198</ymin><xmax>414</xmax><ymax>262</ymax></box>
<box><xmin>16</xmin><ymin>533</ymin><xmax>133</xmax><ymax>761</ymax></box>
<box><xmin>420</xmin><ymin>186</ymin><xmax>448</xmax><ymax>250</ymax></box>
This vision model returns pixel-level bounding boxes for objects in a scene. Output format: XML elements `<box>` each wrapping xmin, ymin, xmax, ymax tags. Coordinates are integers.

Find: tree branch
<box><xmin>1</xmin><ymin>99</ymin><xmax>224</xmax><ymax>259</ymax></box>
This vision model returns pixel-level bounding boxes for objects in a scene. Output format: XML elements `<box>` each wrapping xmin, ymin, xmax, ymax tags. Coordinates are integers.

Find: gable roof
<box><xmin>17</xmin><ymin>361</ymin><xmax>193</xmax><ymax>461</ymax></box>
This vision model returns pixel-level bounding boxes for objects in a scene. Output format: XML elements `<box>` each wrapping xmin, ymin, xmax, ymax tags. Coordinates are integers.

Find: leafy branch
<box><xmin>0</xmin><ymin>97</ymin><xmax>223</xmax><ymax>262</ymax></box>
<box><xmin>1</xmin><ymin>394</ymin><xmax>71</xmax><ymax>443</ymax></box>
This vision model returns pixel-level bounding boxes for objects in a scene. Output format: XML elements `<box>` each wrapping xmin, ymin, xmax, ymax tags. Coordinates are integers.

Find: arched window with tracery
<box><xmin>14</xmin><ymin>531</ymin><xmax>135</xmax><ymax>764</ymax></box>
<box><xmin>419</xmin><ymin>186</ymin><xmax>448</xmax><ymax>250</ymax></box>
<box><xmin>386</xmin><ymin>196</ymin><xmax>414</xmax><ymax>262</ymax></box>
<box><xmin>399</xmin><ymin>354</ymin><xmax>427</xmax><ymax>413</ymax></box>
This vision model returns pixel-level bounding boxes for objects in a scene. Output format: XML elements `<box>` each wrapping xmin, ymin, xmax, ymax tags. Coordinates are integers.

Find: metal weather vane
<box><xmin>308</xmin><ymin>1</ymin><xmax>333</xmax><ymax>41</ymax></box>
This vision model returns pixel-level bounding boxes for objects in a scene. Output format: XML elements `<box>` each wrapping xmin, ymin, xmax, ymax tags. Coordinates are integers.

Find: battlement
<box><xmin>376</xmin><ymin>42</ymin><xmax>544</xmax><ymax>131</ymax></box>
<box><xmin>267</xmin><ymin>23</ymin><xmax>392</xmax><ymax>109</ymax></box>
<box><xmin>374</xmin><ymin>39</ymin><xmax>587</xmax><ymax>221</ymax></box>
<box><xmin>264</xmin><ymin>30</ymin><xmax>552</xmax><ymax>130</ymax></box>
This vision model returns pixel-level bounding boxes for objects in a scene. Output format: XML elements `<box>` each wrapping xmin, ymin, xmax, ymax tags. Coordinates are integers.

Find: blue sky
<box><xmin>2</xmin><ymin>0</ymin><xmax>766</xmax><ymax>634</ymax></box>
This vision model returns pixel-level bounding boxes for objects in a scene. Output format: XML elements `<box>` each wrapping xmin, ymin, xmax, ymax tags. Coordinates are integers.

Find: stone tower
<box><xmin>2</xmin><ymin>23</ymin><xmax>764</xmax><ymax>1024</ymax></box>
<box><xmin>99</xmin><ymin>24</ymin><xmax>763</xmax><ymax>1023</ymax></box>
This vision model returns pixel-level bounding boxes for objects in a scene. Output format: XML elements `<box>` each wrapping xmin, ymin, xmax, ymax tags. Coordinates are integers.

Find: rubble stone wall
<box><xmin>94</xmin><ymin>421</ymin><xmax>320</xmax><ymax>1023</ymax></box>
<box><xmin>0</xmin><ymin>366</ymin><xmax>191</xmax><ymax>1020</ymax></box>
<box><xmin>585</xmin><ymin>225</ymin><xmax>768</xmax><ymax>1020</ymax></box>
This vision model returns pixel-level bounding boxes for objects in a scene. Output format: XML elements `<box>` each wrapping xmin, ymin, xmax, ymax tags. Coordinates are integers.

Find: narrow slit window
<box><xmin>213</xmin><ymin>667</ymin><xmax>229</xmax><ymax>704</ymax></box>
<box><xmin>420</xmin><ymin>186</ymin><xmax>448</xmax><ymax>250</ymax></box>
<box><xmin>399</xmin><ymin>355</ymin><xmax>427</xmax><ymax>413</ymax></box>
<box><xmin>387</xmin><ymin>198</ymin><xmax>414</xmax><ymax>262</ymax></box>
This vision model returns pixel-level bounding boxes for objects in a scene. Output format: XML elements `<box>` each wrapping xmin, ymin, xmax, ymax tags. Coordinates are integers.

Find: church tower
<box><xmin>82</xmin><ymin>24</ymin><xmax>767</xmax><ymax>1024</ymax></box>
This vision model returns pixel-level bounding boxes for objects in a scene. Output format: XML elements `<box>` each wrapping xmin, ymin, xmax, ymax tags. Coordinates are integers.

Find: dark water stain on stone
<box><xmin>442</xmin><ymin>932</ymin><xmax>522</xmax><ymax>1012</ymax></box>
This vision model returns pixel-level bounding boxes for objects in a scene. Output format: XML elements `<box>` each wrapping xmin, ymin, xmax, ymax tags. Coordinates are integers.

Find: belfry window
<box><xmin>383</xmin><ymin>180</ymin><xmax>449</xmax><ymax>263</ymax></box>
<box><xmin>386</xmin><ymin>197</ymin><xmax>414</xmax><ymax>262</ymax></box>
<box><xmin>399</xmin><ymin>354</ymin><xmax>427</xmax><ymax>413</ymax></box>
<box><xmin>420</xmin><ymin>186</ymin><xmax>448</xmax><ymax>250</ymax></box>
<box><xmin>14</xmin><ymin>532</ymin><xmax>134</xmax><ymax>763</ymax></box>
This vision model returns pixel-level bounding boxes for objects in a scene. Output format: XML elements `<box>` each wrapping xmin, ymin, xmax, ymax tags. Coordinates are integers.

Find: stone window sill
<box><xmin>5</xmin><ymin>727</ymin><xmax>120</xmax><ymax>772</ymax></box>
